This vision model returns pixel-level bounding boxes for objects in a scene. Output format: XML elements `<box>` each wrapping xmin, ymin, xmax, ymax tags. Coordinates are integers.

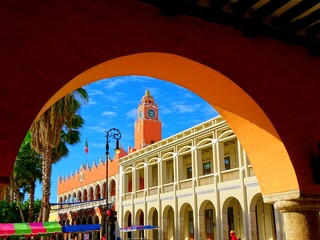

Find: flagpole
<box><xmin>84</xmin><ymin>138</ymin><xmax>89</xmax><ymax>165</ymax></box>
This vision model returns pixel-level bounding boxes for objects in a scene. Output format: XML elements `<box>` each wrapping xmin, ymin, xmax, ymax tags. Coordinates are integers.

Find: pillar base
<box><xmin>274</xmin><ymin>199</ymin><xmax>320</xmax><ymax>240</ymax></box>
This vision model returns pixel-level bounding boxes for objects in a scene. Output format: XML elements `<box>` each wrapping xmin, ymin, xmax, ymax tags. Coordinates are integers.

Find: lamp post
<box><xmin>105</xmin><ymin>128</ymin><xmax>121</xmax><ymax>240</ymax></box>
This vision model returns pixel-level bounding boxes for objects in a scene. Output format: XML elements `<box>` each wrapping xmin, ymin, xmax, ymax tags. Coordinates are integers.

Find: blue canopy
<box><xmin>120</xmin><ymin>225</ymin><xmax>159</xmax><ymax>232</ymax></box>
<box><xmin>62</xmin><ymin>224</ymin><xmax>100</xmax><ymax>233</ymax></box>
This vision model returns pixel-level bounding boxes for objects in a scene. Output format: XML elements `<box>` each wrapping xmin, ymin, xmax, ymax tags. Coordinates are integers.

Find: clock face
<box><xmin>139</xmin><ymin>110</ymin><xmax>143</xmax><ymax>118</ymax></box>
<box><xmin>147</xmin><ymin>109</ymin><xmax>156</xmax><ymax>118</ymax></box>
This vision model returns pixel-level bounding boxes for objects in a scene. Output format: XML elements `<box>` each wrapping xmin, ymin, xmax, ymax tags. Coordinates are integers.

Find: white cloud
<box><xmin>88</xmin><ymin>89</ymin><xmax>104</xmax><ymax>96</ymax></box>
<box><xmin>182</xmin><ymin>92</ymin><xmax>195</xmax><ymax>99</ymax></box>
<box><xmin>102</xmin><ymin>111</ymin><xmax>118</xmax><ymax>117</ymax></box>
<box><xmin>99</xmin><ymin>91</ymin><xmax>127</xmax><ymax>104</ymax></box>
<box><xmin>160</xmin><ymin>106</ymin><xmax>173</xmax><ymax>114</ymax></box>
<box><xmin>87</xmin><ymin>99</ymin><xmax>97</xmax><ymax>106</ymax></box>
<box><xmin>126</xmin><ymin>108</ymin><xmax>137</xmax><ymax>119</ymax></box>
<box><xmin>87</xmin><ymin>126</ymin><xmax>106</xmax><ymax>134</ymax></box>
<box><xmin>172</xmin><ymin>103</ymin><xmax>201</xmax><ymax>113</ymax></box>
<box><xmin>104</xmin><ymin>80</ymin><xmax>122</xmax><ymax>89</ymax></box>
<box><xmin>103</xmin><ymin>76</ymin><xmax>149</xmax><ymax>89</ymax></box>
<box><xmin>200</xmin><ymin>105</ymin><xmax>218</xmax><ymax>117</ymax></box>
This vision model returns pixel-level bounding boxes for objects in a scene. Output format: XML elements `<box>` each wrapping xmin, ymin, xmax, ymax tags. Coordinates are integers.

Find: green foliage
<box><xmin>15</xmin><ymin>132</ymin><xmax>42</xmax><ymax>193</ymax></box>
<box><xmin>0</xmin><ymin>200</ymin><xmax>41</xmax><ymax>223</ymax></box>
<box><xmin>0</xmin><ymin>201</ymin><xmax>20</xmax><ymax>223</ymax></box>
<box><xmin>27</xmin><ymin>199</ymin><xmax>42</xmax><ymax>221</ymax></box>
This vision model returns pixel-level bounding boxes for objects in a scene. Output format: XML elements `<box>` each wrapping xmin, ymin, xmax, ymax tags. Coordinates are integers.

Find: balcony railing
<box><xmin>221</xmin><ymin>168</ymin><xmax>240</xmax><ymax>181</ymax></box>
<box><xmin>149</xmin><ymin>186</ymin><xmax>158</xmax><ymax>195</ymax></box>
<box><xmin>198</xmin><ymin>174</ymin><xmax>214</xmax><ymax>186</ymax></box>
<box><xmin>55</xmin><ymin>198</ymin><xmax>107</xmax><ymax>214</ymax></box>
<box><xmin>163</xmin><ymin>183</ymin><xmax>174</xmax><ymax>193</ymax></box>
<box><xmin>136</xmin><ymin>189</ymin><xmax>144</xmax><ymax>198</ymax></box>
<box><xmin>124</xmin><ymin>192</ymin><xmax>132</xmax><ymax>200</ymax></box>
<box><xmin>179</xmin><ymin>179</ymin><xmax>192</xmax><ymax>189</ymax></box>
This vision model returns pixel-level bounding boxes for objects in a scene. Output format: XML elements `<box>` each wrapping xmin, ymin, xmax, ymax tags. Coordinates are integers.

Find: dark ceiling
<box><xmin>139</xmin><ymin>0</ymin><xmax>320</xmax><ymax>55</ymax></box>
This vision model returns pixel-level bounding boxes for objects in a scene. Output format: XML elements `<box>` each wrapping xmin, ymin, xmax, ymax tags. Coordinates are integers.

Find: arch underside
<box><xmin>40</xmin><ymin>52</ymin><xmax>299</xmax><ymax>197</ymax></box>
<box><xmin>2</xmin><ymin>0</ymin><xmax>320</xmax><ymax>200</ymax></box>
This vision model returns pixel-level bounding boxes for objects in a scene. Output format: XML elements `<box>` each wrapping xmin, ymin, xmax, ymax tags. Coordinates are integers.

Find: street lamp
<box><xmin>105</xmin><ymin>128</ymin><xmax>121</xmax><ymax>240</ymax></box>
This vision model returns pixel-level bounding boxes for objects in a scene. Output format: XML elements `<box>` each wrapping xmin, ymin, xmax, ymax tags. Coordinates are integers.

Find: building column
<box><xmin>158</xmin><ymin>154</ymin><xmax>163</xmax><ymax>240</ymax></box>
<box><xmin>238</xmin><ymin>140</ymin><xmax>249</xmax><ymax>240</ymax></box>
<box><xmin>198</xmin><ymin>213</ymin><xmax>206</xmax><ymax>239</ymax></box>
<box><xmin>191</xmin><ymin>143</ymin><xmax>199</xmax><ymax>240</ymax></box>
<box><xmin>118</xmin><ymin>165</ymin><xmax>124</xmax><ymax>240</ymax></box>
<box><xmin>248</xmin><ymin>211</ymin><xmax>258</xmax><ymax>240</ymax></box>
<box><xmin>221</xmin><ymin>213</ymin><xmax>229</xmax><ymax>240</ymax></box>
<box><xmin>274</xmin><ymin>198</ymin><xmax>320</xmax><ymax>240</ymax></box>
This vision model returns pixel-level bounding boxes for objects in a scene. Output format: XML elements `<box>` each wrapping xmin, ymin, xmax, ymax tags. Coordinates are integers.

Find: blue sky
<box><xmin>35</xmin><ymin>76</ymin><xmax>218</xmax><ymax>202</ymax></box>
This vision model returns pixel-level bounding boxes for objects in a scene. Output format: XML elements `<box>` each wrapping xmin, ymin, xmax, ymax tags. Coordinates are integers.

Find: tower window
<box><xmin>151</xmin><ymin>140</ymin><xmax>155</xmax><ymax>144</ymax></box>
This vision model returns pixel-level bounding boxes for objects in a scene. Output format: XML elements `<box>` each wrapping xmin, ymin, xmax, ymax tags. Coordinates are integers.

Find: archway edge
<box><xmin>38</xmin><ymin>52</ymin><xmax>299</xmax><ymax>196</ymax></box>
<box><xmin>38</xmin><ymin>52</ymin><xmax>275</xmax><ymax>136</ymax></box>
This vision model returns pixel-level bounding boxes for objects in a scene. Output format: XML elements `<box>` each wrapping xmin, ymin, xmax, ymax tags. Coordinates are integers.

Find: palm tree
<box><xmin>30</xmin><ymin>88</ymin><xmax>88</xmax><ymax>222</ymax></box>
<box><xmin>9</xmin><ymin>172</ymin><xmax>25</xmax><ymax>222</ymax></box>
<box><xmin>13</xmin><ymin>131</ymin><xmax>42</xmax><ymax>222</ymax></box>
<box><xmin>52</xmin><ymin>114</ymin><xmax>84</xmax><ymax>164</ymax></box>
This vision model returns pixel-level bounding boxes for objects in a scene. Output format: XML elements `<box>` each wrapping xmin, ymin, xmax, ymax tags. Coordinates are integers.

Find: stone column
<box><xmin>248</xmin><ymin>211</ymin><xmax>258</xmax><ymax>240</ymax></box>
<box><xmin>274</xmin><ymin>199</ymin><xmax>320</xmax><ymax>240</ymax></box>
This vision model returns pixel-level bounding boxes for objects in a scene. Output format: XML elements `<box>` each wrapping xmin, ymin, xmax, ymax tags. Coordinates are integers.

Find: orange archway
<box><xmin>37</xmin><ymin>52</ymin><xmax>298</xmax><ymax>196</ymax></box>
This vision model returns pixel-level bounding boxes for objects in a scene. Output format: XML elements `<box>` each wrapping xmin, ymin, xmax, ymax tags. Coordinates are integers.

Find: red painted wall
<box><xmin>0</xmin><ymin>0</ymin><xmax>320</xmax><ymax>197</ymax></box>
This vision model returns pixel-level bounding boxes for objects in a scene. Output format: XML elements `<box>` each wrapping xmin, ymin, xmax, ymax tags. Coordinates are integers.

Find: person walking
<box><xmin>230</xmin><ymin>230</ymin><xmax>238</xmax><ymax>240</ymax></box>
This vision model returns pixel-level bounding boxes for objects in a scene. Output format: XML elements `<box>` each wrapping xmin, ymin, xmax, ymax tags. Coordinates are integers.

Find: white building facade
<box><xmin>118</xmin><ymin>116</ymin><xmax>283</xmax><ymax>240</ymax></box>
<box><xmin>55</xmin><ymin>90</ymin><xmax>285</xmax><ymax>240</ymax></box>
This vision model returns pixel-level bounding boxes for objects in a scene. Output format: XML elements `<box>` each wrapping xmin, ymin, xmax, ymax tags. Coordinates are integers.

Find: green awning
<box><xmin>0</xmin><ymin>222</ymin><xmax>62</xmax><ymax>237</ymax></box>
<box><xmin>14</xmin><ymin>223</ymin><xmax>32</xmax><ymax>235</ymax></box>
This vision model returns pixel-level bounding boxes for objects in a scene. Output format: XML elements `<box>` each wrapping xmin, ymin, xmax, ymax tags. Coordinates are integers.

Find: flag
<box><xmin>84</xmin><ymin>139</ymin><xmax>88</xmax><ymax>153</ymax></box>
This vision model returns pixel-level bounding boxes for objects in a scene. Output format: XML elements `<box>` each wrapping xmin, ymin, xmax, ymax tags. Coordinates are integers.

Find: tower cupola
<box><xmin>134</xmin><ymin>89</ymin><xmax>162</xmax><ymax>150</ymax></box>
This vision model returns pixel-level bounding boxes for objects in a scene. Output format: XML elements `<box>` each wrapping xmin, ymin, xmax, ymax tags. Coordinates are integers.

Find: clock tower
<box><xmin>134</xmin><ymin>89</ymin><xmax>162</xmax><ymax>150</ymax></box>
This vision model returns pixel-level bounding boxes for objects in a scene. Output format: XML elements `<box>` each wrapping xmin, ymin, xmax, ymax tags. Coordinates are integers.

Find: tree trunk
<box><xmin>28</xmin><ymin>180</ymin><xmax>36</xmax><ymax>222</ymax></box>
<box><xmin>10</xmin><ymin>175</ymin><xmax>25</xmax><ymax>222</ymax></box>
<box><xmin>15</xmin><ymin>188</ymin><xmax>25</xmax><ymax>223</ymax></box>
<box><xmin>41</xmin><ymin>146</ymin><xmax>53</xmax><ymax>223</ymax></box>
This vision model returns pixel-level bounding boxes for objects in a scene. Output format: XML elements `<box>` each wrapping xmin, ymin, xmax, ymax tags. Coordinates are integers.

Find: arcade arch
<box><xmin>147</xmin><ymin>207</ymin><xmax>159</xmax><ymax>240</ymax></box>
<box><xmin>38</xmin><ymin>52</ymin><xmax>297</xmax><ymax>199</ymax></box>
<box><xmin>36</xmin><ymin>52</ymin><xmax>318</xmax><ymax>239</ymax></box>
<box><xmin>135</xmin><ymin>209</ymin><xmax>145</xmax><ymax>239</ymax></box>
<box><xmin>198</xmin><ymin>200</ymin><xmax>216</xmax><ymax>240</ymax></box>
<box><xmin>123</xmin><ymin>211</ymin><xmax>133</xmax><ymax>239</ymax></box>
<box><xmin>179</xmin><ymin>203</ymin><xmax>194</xmax><ymax>240</ymax></box>
<box><xmin>222</xmin><ymin>197</ymin><xmax>244</xmax><ymax>239</ymax></box>
<box><xmin>163</xmin><ymin>205</ymin><xmax>175</xmax><ymax>240</ymax></box>
<box><xmin>250</xmin><ymin>194</ymin><xmax>277</xmax><ymax>240</ymax></box>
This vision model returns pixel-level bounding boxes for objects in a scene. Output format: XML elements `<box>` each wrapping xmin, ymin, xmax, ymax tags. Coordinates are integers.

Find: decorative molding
<box><xmin>176</xmin><ymin>192</ymin><xmax>193</xmax><ymax>198</ymax></box>
<box><xmin>146</xmin><ymin>197</ymin><xmax>158</xmax><ymax>203</ymax></box>
<box><xmin>244</xmin><ymin>181</ymin><xmax>259</xmax><ymax>188</ymax></box>
<box><xmin>218</xmin><ymin>184</ymin><xmax>240</xmax><ymax>191</ymax></box>
<box><xmin>160</xmin><ymin>195</ymin><xmax>174</xmax><ymax>201</ymax></box>
<box><xmin>196</xmin><ymin>188</ymin><xmax>215</xmax><ymax>195</ymax></box>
